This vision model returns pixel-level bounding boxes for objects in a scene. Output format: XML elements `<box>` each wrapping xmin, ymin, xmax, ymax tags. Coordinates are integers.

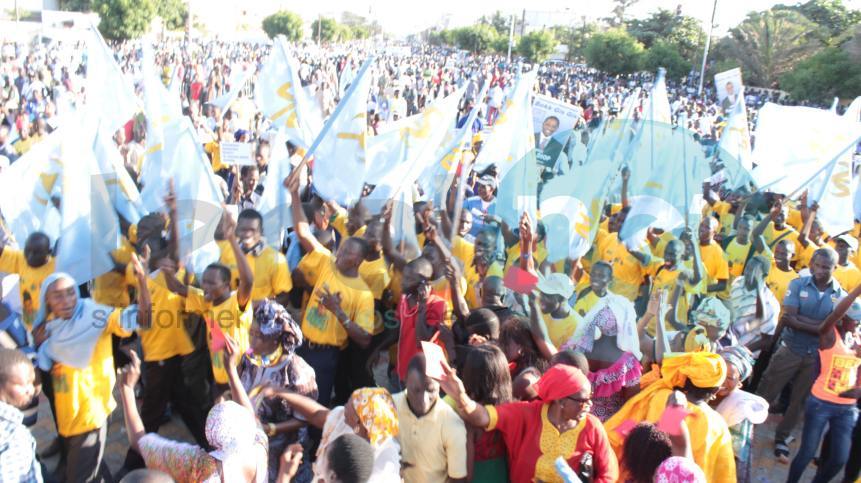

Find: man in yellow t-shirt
<box><xmin>725</xmin><ymin>215</ymin><xmax>753</xmax><ymax>281</ymax></box>
<box><xmin>596</xmin><ymin>229</ymin><xmax>661</xmax><ymax>302</ymax></box>
<box><xmin>833</xmin><ymin>234</ymin><xmax>861</xmax><ymax>291</ymax></box>
<box><xmin>536</xmin><ymin>273</ymin><xmax>581</xmax><ymax>348</ymax></box>
<box><xmin>163</xmin><ymin>210</ymin><xmax>254</xmax><ymax>398</ymax></box>
<box><xmin>92</xmin><ymin>237</ymin><xmax>134</xmax><ymax>308</ymax></box>
<box><xmin>289</xmin><ymin>179</ymin><xmax>374</xmax><ymax>407</ymax></box>
<box><xmin>0</xmin><ymin>233</ymin><xmax>55</xmax><ymax>327</ymax></box>
<box><xmin>766</xmin><ymin>239</ymin><xmax>798</xmax><ymax>303</ymax></box>
<box><xmin>221</xmin><ymin>209</ymin><xmax>292</xmax><ymax>306</ymax></box>
<box><xmin>698</xmin><ymin>217</ymin><xmax>730</xmax><ymax>299</ymax></box>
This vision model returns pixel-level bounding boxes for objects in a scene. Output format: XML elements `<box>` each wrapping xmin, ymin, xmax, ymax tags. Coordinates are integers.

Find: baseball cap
<box><xmin>835</xmin><ymin>234</ymin><xmax>859</xmax><ymax>252</ymax></box>
<box><xmin>536</xmin><ymin>273</ymin><xmax>574</xmax><ymax>300</ymax></box>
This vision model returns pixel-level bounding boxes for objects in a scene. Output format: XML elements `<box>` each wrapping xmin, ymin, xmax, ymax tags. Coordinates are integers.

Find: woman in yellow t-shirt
<box><xmin>32</xmin><ymin>253</ymin><xmax>150</xmax><ymax>483</ymax></box>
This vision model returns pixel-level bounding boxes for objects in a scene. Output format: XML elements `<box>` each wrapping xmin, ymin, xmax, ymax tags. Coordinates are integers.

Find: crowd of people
<box><xmin>0</xmin><ymin>30</ymin><xmax>859</xmax><ymax>483</ymax></box>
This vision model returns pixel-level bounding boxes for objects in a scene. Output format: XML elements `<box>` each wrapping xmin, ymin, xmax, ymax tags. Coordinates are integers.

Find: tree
<box><xmin>491</xmin><ymin>36</ymin><xmax>511</xmax><ymax>55</ymax></box>
<box><xmin>719</xmin><ymin>9</ymin><xmax>825</xmax><ymax>87</ymax></box>
<box><xmin>780</xmin><ymin>47</ymin><xmax>861</xmax><ymax>103</ymax></box>
<box><xmin>552</xmin><ymin>23</ymin><xmax>599</xmax><ymax>61</ymax></box>
<box><xmin>584</xmin><ymin>28</ymin><xmax>645</xmax><ymax>76</ymax></box>
<box><xmin>94</xmin><ymin>0</ymin><xmax>156</xmax><ymax>40</ymax></box>
<box><xmin>643</xmin><ymin>40</ymin><xmax>692</xmax><ymax>80</ymax></box>
<box><xmin>454</xmin><ymin>24</ymin><xmax>499</xmax><ymax>54</ymax></box>
<box><xmin>311</xmin><ymin>17</ymin><xmax>338</xmax><ymax>43</ymax></box>
<box><xmin>59</xmin><ymin>0</ymin><xmax>92</xmax><ymax>11</ymax></box>
<box><xmin>608</xmin><ymin>0</ymin><xmax>640</xmax><ymax>26</ymax></box>
<box><xmin>155</xmin><ymin>0</ymin><xmax>187</xmax><ymax>30</ymax></box>
<box><xmin>517</xmin><ymin>31</ymin><xmax>558</xmax><ymax>63</ymax></box>
<box><xmin>777</xmin><ymin>0</ymin><xmax>861</xmax><ymax>42</ymax></box>
<box><xmin>626</xmin><ymin>9</ymin><xmax>706</xmax><ymax>62</ymax></box>
<box><xmin>262</xmin><ymin>10</ymin><xmax>303</xmax><ymax>41</ymax></box>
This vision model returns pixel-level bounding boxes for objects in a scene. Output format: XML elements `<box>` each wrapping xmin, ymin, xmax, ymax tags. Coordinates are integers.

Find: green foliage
<box><xmin>780</xmin><ymin>47</ymin><xmax>861</xmax><ymax>103</ymax></box>
<box><xmin>608</xmin><ymin>0</ymin><xmax>641</xmax><ymax>26</ymax></box>
<box><xmin>454</xmin><ymin>24</ymin><xmax>499</xmax><ymax>54</ymax></box>
<box><xmin>262</xmin><ymin>10</ymin><xmax>303</xmax><ymax>41</ymax></box>
<box><xmin>777</xmin><ymin>0</ymin><xmax>861</xmax><ymax>42</ymax></box>
<box><xmin>94</xmin><ymin>0</ymin><xmax>155</xmax><ymax>41</ymax></box>
<box><xmin>311</xmin><ymin>17</ymin><xmax>338</xmax><ymax>42</ymax></box>
<box><xmin>517</xmin><ymin>30</ymin><xmax>558</xmax><ymax>63</ymax></box>
<box><xmin>552</xmin><ymin>24</ymin><xmax>599</xmax><ymax>61</ymax></box>
<box><xmin>479</xmin><ymin>11</ymin><xmax>512</xmax><ymax>36</ymax></box>
<box><xmin>59</xmin><ymin>0</ymin><xmax>92</xmax><ymax>11</ymax></box>
<box><xmin>626</xmin><ymin>8</ymin><xmax>706</xmax><ymax>62</ymax></box>
<box><xmin>155</xmin><ymin>0</ymin><xmax>186</xmax><ymax>30</ymax></box>
<box><xmin>491</xmin><ymin>36</ymin><xmax>511</xmax><ymax>55</ymax></box>
<box><xmin>584</xmin><ymin>28</ymin><xmax>645</xmax><ymax>76</ymax></box>
<box><xmin>643</xmin><ymin>40</ymin><xmax>692</xmax><ymax>80</ymax></box>
<box><xmin>718</xmin><ymin>9</ymin><xmax>825</xmax><ymax>87</ymax></box>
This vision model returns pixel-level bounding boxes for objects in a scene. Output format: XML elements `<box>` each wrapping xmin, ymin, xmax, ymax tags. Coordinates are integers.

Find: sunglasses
<box><xmin>563</xmin><ymin>394</ymin><xmax>592</xmax><ymax>405</ymax></box>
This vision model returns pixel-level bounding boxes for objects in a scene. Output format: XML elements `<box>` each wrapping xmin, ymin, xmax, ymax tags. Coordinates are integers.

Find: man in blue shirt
<box><xmin>757</xmin><ymin>247</ymin><xmax>845</xmax><ymax>463</ymax></box>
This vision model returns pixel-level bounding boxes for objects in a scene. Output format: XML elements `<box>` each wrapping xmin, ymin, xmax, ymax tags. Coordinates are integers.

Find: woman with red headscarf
<box><xmin>439</xmin><ymin>363</ymin><xmax>619</xmax><ymax>483</ymax></box>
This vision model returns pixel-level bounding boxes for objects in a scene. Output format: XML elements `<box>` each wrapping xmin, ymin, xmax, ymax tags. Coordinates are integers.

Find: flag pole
<box><xmin>697</xmin><ymin>0</ymin><xmax>718</xmax><ymax>96</ymax></box>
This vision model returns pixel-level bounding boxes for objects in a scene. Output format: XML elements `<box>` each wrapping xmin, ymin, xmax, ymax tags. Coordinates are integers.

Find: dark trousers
<box><xmin>297</xmin><ymin>343</ymin><xmax>341</xmax><ymax>408</ymax></box>
<box><xmin>61</xmin><ymin>424</ymin><xmax>111</xmax><ymax>483</ymax></box>
<box><xmin>333</xmin><ymin>333</ymin><xmax>386</xmax><ymax>406</ymax></box>
<box><xmin>122</xmin><ymin>354</ymin><xmax>212</xmax><ymax>470</ymax></box>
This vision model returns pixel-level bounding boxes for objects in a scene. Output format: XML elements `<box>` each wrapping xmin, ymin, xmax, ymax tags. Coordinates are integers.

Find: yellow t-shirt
<box><xmin>300</xmin><ymin>248</ymin><xmax>374</xmax><ymax>348</ymax></box>
<box><xmin>834</xmin><ymin>264</ymin><xmax>861</xmax><ymax>292</ymax></box>
<box><xmin>699</xmin><ymin>241</ymin><xmax>729</xmax><ymax>299</ymax></box>
<box><xmin>573</xmin><ymin>290</ymin><xmax>599</xmax><ymax>317</ymax></box>
<box><xmin>725</xmin><ymin>239</ymin><xmax>751</xmax><ymax>279</ymax></box>
<box><xmin>766</xmin><ymin>265</ymin><xmax>797</xmax><ymax>304</ymax></box>
<box><xmin>786</xmin><ymin>208</ymin><xmax>803</xmax><ymax>232</ymax></box>
<box><xmin>185</xmin><ymin>288</ymin><xmax>252</xmax><ymax>384</ymax></box>
<box><xmin>650</xmin><ymin>231</ymin><xmax>676</xmax><ymax>259</ymax></box>
<box><xmin>127</xmin><ymin>269</ymin><xmax>194</xmax><ymax>362</ymax></box>
<box><xmin>650</xmin><ymin>263</ymin><xmax>700</xmax><ymax>331</ymax></box>
<box><xmin>597</xmin><ymin>232</ymin><xmax>661</xmax><ymax>301</ymax></box>
<box><xmin>764</xmin><ymin>224</ymin><xmax>801</xmax><ymax>261</ymax></box>
<box><xmin>504</xmin><ymin>243</ymin><xmax>548</xmax><ymax>274</ymax></box>
<box><xmin>0</xmin><ymin>248</ymin><xmax>56</xmax><ymax>327</ymax></box>
<box><xmin>431</xmin><ymin>274</ymin><xmax>466</xmax><ymax>326</ymax></box>
<box><xmin>359</xmin><ymin>256</ymin><xmax>390</xmax><ymax>301</ymax></box>
<box><xmin>796</xmin><ymin>242</ymin><xmax>819</xmax><ymax>270</ymax></box>
<box><xmin>452</xmin><ymin>236</ymin><xmax>475</xmax><ymax>274</ymax></box>
<box><xmin>331</xmin><ymin>212</ymin><xmax>367</xmax><ymax>239</ymax></box>
<box><xmin>52</xmin><ymin>309</ymin><xmax>133</xmax><ymax>437</ymax></box>
<box><xmin>220</xmin><ymin>243</ymin><xmax>293</xmax><ymax>302</ymax></box>
<box><xmin>704</xmin><ymin>201</ymin><xmax>735</xmax><ymax>238</ymax></box>
<box><xmin>92</xmin><ymin>238</ymin><xmax>134</xmax><ymax>308</ymax></box>
<box><xmin>204</xmin><ymin>141</ymin><xmax>225</xmax><ymax>172</ymax></box>
<box><xmin>542</xmin><ymin>311</ymin><xmax>582</xmax><ymax>348</ymax></box>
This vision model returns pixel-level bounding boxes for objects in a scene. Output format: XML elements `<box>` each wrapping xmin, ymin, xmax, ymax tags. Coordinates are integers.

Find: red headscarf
<box><xmin>532</xmin><ymin>365</ymin><xmax>591</xmax><ymax>402</ymax></box>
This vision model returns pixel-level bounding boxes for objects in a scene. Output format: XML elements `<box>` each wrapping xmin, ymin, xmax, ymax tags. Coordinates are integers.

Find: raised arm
<box><xmin>819</xmin><ymin>284</ymin><xmax>861</xmax><ymax>336</ymax></box>
<box><xmin>118</xmin><ymin>350</ymin><xmax>146</xmax><ymax>453</ymax></box>
<box><xmin>445</xmin><ymin>260</ymin><xmax>471</xmax><ymax>322</ymax></box>
<box><xmin>798</xmin><ymin>202</ymin><xmax>818</xmax><ymax>248</ymax></box>
<box><xmin>380</xmin><ymin>200</ymin><xmax>409</xmax><ymax>271</ymax></box>
<box><xmin>130</xmin><ymin>252</ymin><xmax>152</xmax><ymax>329</ymax></box>
<box><xmin>165</xmin><ymin>180</ymin><xmax>180</xmax><ymax>263</ymax></box>
<box><xmin>621</xmin><ymin>166</ymin><xmax>630</xmax><ymax>208</ymax></box>
<box><xmin>221</xmin><ymin>207</ymin><xmax>253</xmax><ymax>308</ymax></box>
<box><xmin>528</xmin><ymin>295</ymin><xmax>558</xmax><ymax>360</ymax></box>
<box><xmin>223</xmin><ymin>335</ymin><xmax>255</xmax><ymax>415</ymax></box>
<box><xmin>438</xmin><ymin>361</ymin><xmax>491</xmax><ymax>429</ymax></box>
<box><xmin>287</xmin><ymin>174</ymin><xmax>325</xmax><ymax>255</ymax></box>
<box><xmin>264</xmin><ymin>388</ymin><xmax>331</xmax><ymax>430</ymax></box>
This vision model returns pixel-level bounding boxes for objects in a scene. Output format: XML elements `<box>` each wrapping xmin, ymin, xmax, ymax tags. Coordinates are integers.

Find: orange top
<box><xmin>811</xmin><ymin>329</ymin><xmax>861</xmax><ymax>405</ymax></box>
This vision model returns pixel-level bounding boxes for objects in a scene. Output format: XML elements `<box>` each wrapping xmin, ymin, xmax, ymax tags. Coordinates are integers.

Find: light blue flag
<box><xmin>309</xmin><ymin>57</ymin><xmax>375</xmax><ymax>205</ymax></box>
<box><xmin>473</xmin><ymin>70</ymin><xmax>537</xmax><ymax>177</ymax></box>
<box><xmin>140</xmin><ymin>40</ymin><xmax>183</xmax><ymax>213</ymax></box>
<box><xmin>417</xmin><ymin>81</ymin><xmax>490</xmax><ymax>207</ymax></box>
<box><xmin>55</xmin><ymin>118</ymin><xmax>120</xmax><ymax>283</ymax></box>
<box><xmin>363</xmin><ymin>86</ymin><xmax>464</xmax><ymax>213</ymax></box>
<box><xmin>145</xmin><ymin>118</ymin><xmax>225</xmax><ymax>269</ymax></box>
<box><xmin>495</xmin><ymin>151</ymin><xmax>539</xmax><ymax>231</ymax></box>
<box><xmin>339</xmin><ymin>60</ymin><xmax>356</xmax><ymax>99</ymax></box>
<box><xmin>0</xmin><ymin>130</ymin><xmax>63</xmax><ymax>245</ymax></box>
<box><xmin>620</xmin><ymin>117</ymin><xmax>711</xmax><ymax>250</ymax></box>
<box><xmin>540</xmin><ymin>160</ymin><xmax>616</xmax><ymax>263</ymax></box>
<box><xmin>257</xmin><ymin>128</ymin><xmax>310</xmax><ymax>247</ymax></box>
<box><xmin>391</xmin><ymin>188</ymin><xmax>421</xmax><ymax>261</ymax></box>
<box><xmin>255</xmin><ymin>36</ymin><xmax>323</xmax><ymax>149</ymax></box>
<box><xmin>92</xmin><ymin>123</ymin><xmax>144</xmax><ymax>224</ymax></box>
<box><xmin>209</xmin><ymin>67</ymin><xmax>253</xmax><ymax>117</ymax></box>
<box><xmin>85</xmin><ymin>24</ymin><xmax>140</xmax><ymax>134</ymax></box>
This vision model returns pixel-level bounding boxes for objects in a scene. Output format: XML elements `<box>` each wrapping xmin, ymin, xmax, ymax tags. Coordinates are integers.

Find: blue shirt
<box><xmin>463</xmin><ymin>196</ymin><xmax>496</xmax><ymax>238</ymax></box>
<box><xmin>781</xmin><ymin>276</ymin><xmax>846</xmax><ymax>355</ymax></box>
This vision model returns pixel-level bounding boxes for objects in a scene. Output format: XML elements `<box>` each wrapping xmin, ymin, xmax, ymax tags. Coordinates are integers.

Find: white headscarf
<box><xmin>34</xmin><ymin>272</ymin><xmax>137</xmax><ymax>370</ymax></box>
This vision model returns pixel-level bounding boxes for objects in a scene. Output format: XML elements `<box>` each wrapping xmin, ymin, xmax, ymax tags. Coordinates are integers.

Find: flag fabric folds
<box><xmin>310</xmin><ymin>57</ymin><xmax>375</xmax><ymax>206</ymax></box>
<box><xmin>255</xmin><ymin>36</ymin><xmax>323</xmax><ymax>149</ymax></box>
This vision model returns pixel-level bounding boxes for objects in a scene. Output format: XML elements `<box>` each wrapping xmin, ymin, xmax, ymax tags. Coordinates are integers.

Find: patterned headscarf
<box><xmin>253</xmin><ymin>300</ymin><xmax>303</xmax><ymax>353</ymax></box>
<box><xmin>654</xmin><ymin>456</ymin><xmax>707</xmax><ymax>482</ymax></box>
<box><xmin>206</xmin><ymin>401</ymin><xmax>258</xmax><ymax>461</ymax></box>
<box><xmin>719</xmin><ymin>346</ymin><xmax>755</xmax><ymax>382</ymax></box>
<box><xmin>350</xmin><ymin>388</ymin><xmax>399</xmax><ymax>447</ymax></box>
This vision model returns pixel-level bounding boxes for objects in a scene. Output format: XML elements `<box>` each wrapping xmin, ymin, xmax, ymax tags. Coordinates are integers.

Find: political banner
<box><xmin>715</xmin><ymin>68</ymin><xmax>743</xmax><ymax>113</ymax></box>
<box><xmin>220</xmin><ymin>142</ymin><xmax>255</xmax><ymax>166</ymax></box>
<box><xmin>532</xmin><ymin>94</ymin><xmax>581</xmax><ymax>170</ymax></box>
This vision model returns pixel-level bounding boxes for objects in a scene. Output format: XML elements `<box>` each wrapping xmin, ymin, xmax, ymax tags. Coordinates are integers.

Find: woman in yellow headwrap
<box><xmin>604</xmin><ymin>351</ymin><xmax>736</xmax><ymax>483</ymax></box>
